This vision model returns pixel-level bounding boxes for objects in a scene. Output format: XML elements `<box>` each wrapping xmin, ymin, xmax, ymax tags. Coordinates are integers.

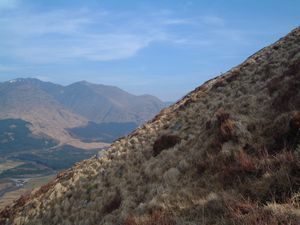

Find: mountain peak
<box><xmin>4</xmin><ymin>78</ymin><xmax>57</xmax><ymax>88</ymax></box>
<box><xmin>73</xmin><ymin>80</ymin><xmax>91</xmax><ymax>85</ymax></box>
<box><xmin>7</xmin><ymin>77</ymin><xmax>40</xmax><ymax>83</ymax></box>
<box><xmin>70</xmin><ymin>80</ymin><xmax>120</xmax><ymax>90</ymax></box>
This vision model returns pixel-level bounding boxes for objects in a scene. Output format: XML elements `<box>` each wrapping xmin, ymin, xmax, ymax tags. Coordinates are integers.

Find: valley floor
<box><xmin>0</xmin><ymin>175</ymin><xmax>55</xmax><ymax>209</ymax></box>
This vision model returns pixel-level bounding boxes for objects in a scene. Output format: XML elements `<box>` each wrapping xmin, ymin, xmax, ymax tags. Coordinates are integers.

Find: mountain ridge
<box><xmin>56</xmin><ymin>80</ymin><xmax>165</xmax><ymax>124</ymax></box>
<box><xmin>0</xmin><ymin>78</ymin><xmax>166</xmax><ymax>148</ymax></box>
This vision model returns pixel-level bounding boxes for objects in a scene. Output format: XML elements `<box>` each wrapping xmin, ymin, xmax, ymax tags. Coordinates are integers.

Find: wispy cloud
<box><xmin>0</xmin><ymin>7</ymin><xmax>179</xmax><ymax>63</ymax></box>
<box><xmin>0</xmin><ymin>3</ymin><xmax>251</xmax><ymax>64</ymax></box>
<box><xmin>161</xmin><ymin>18</ymin><xmax>193</xmax><ymax>25</ymax></box>
<box><xmin>7</xmin><ymin>33</ymin><xmax>154</xmax><ymax>63</ymax></box>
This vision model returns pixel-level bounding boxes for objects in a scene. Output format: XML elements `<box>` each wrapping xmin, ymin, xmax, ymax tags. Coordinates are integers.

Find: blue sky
<box><xmin>0</xmin><ymin>0</ymin><xmax>299</xmax><ymax>101</ymax></box>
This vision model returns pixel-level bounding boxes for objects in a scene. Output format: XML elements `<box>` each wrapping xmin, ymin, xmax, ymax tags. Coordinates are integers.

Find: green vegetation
<box><xmin>0</xmin><ymin>119</ymin><xmax>57</xmax><ymax>156</ymax></box>
<box><xmin>11</xmin><ymin>146</ymin><xmax>98</xmax><ymax>171</ymax></box>
<box><xmin>0</xmin><ymin>119</ymin><xmax>99</xmax><ymax>179</ymax></box>
<box><xmin>0</xmin><ymin>163</ymin><xmax>52</xmax><ymax>179</ymax></box>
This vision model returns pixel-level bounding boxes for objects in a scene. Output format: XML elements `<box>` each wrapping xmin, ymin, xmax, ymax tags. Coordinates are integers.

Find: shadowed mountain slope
<box><xmin>1</xmin><ymin>27</ymin><xmax>300</xmax><ymax>225</ymax></box>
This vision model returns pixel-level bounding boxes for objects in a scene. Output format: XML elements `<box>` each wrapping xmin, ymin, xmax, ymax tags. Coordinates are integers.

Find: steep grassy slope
<box><xmin>1</xmin><ymin>27</ymin><xmax>300</xmax><ymax>225</ymax></box>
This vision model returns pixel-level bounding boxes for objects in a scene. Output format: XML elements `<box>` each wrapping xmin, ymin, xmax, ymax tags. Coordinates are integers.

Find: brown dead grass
<box><xmin>272</xmin><ymin>60</ymin><xmax>300</xmax><ymax>112</ymax></box>
<box><xmin>197</xmin><ymin>139</ymin><xmax>300</xmax><ymax>221</ymax></box>
<box><xmin>124</xmin><ymin>211</ymin><xmax>176</xmax><ymax>225</ymax></box>
<box><xmin>216</xmin><ymin>108</ymin><xmax>237</xmax><ymax>145</ymax></box>
<box><xmin>226</xmin><ymin>198</ymin><xmax>299</xmax><ymax>225</ymax></box>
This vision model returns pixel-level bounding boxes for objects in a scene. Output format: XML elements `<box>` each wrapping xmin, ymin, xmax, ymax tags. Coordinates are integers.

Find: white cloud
<box><xmin>0</xmin><ymin>4</ymin><xmax>251</xmax><ymax>64</ymax></box>
<box><xmin>10</xmin><ymin>34</ymin><xmax>153</xmax><ymax>63</ymax></box>
<box><xmin>0</xmin><ymin>8</ymin><xmax>176</xmax><ymax>63</ymax></box>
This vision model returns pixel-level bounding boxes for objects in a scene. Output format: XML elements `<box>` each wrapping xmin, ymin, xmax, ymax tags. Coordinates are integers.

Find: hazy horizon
<box><xmin>0</xmin><ymin>0</ymin><xmax>299</xmax><ymax>101</ymax></box>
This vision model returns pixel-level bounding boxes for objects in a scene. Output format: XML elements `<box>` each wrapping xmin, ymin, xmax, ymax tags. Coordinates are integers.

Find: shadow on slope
<box><xmin>68</xmin><ymin>122</ymin><xmax>138</xmax><ymax>143</ymax></box>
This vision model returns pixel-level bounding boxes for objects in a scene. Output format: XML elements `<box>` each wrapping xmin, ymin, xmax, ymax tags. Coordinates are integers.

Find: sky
<box><xmin>0</xmin><ymin>0</ymin><xmax>299</xmax><ymax>101</ymax></box>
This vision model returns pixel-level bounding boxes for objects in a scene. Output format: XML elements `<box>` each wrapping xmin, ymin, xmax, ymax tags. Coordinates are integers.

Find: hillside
<box><xmin>0</xmin><ymin>119</ymin><xmax>57</xmax><ymax>155</ymax></box>
<box><xmin>52</xmin><ymin>81</ymin><xmax>165</xmax><ymax>124</ymax></box>
<box><xmin>0</xmin><ymin>79</ymin><xmax>166</xmax><ymax>148</ymax></box>
<box><xmin>68</xmin><ymin>122</ymin><xmax>137</xmax><ymax>143</ymax></box>
<box><xmin>1</xmin><ymin>27</ymin><xmax>300</xmax><ymax>225</ymax></box>
<box><xmin>0</xmin><ymin>79</ymin><xmax>91</xmax><ymax>149</ymax></box>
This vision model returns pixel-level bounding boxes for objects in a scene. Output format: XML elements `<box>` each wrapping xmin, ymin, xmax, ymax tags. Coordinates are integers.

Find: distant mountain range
<box><xmin>0</xmin><ymin>78</ymin><xmax>168</xmax><ymax>147</ymax></box>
